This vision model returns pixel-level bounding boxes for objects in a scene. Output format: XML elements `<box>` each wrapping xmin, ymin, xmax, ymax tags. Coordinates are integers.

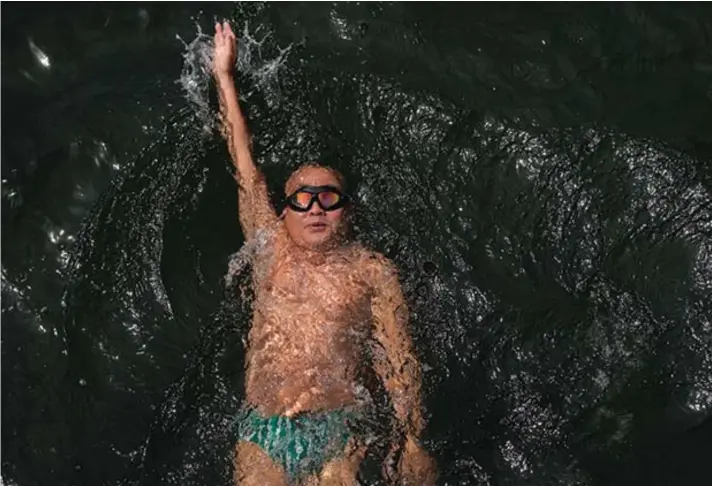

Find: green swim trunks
<box><xmin>236</xmin><ymin>407</ymin><xmax>359</xmax><ymax>481</ymax></box>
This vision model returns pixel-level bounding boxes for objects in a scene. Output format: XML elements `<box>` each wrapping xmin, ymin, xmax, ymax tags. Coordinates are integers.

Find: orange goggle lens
<box><xmin>293</xmin><ymin>191</ymin><xmax>316</xmax><ymax>208</ymax></box>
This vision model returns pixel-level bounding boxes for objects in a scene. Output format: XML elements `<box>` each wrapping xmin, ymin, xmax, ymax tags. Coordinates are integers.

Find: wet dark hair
<box><xmin>283</xmin><ymin>163</ymin><xmax>347</xmax><ymax>196</ymax></box>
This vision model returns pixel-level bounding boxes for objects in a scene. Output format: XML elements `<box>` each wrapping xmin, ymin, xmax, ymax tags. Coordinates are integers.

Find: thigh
<box><xmin>316</xmin><ymin>440</ymin><xmax>367</xmax><ymax>486</ymax></box>
<box><xmin>233</xmin><ymin>440</ymin><xmax>288</xmax><ymax>486</ymax></box>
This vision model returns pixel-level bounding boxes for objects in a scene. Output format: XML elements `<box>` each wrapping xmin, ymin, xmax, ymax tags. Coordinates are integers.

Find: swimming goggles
<box><xmin>285</xmin><ymin>185</ymin><xmax>349</xmax><ymax>212</ymax></box>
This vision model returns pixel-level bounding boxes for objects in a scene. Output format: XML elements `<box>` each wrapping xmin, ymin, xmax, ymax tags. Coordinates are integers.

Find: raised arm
<box><xmin>369</xmin><ymin>256</ymin><xmax>437</xmax><ymax>484</ymax></box>
<box><xmin>213</xmin><ymin>21</ymin><xmax>277</xmax><ymax>240</ymax></box>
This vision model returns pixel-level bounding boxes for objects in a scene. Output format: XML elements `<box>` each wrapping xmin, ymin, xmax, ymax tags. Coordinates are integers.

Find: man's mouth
<box><xmin>306</xmin><ymin>222</ymin><xmax>327</xmax><ymax>231</ymax></box>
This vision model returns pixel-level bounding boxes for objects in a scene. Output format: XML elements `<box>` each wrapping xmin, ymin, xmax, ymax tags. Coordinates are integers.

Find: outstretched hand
<box><xmin>213</xmin><ymin>21</ymin><xmax>236</xmax><ymax>77</ymax></box>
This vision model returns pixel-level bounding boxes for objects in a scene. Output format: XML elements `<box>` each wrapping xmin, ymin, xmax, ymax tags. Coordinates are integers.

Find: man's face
<box><xmin>283</xmin><ymin>167</ymin><xmax>348</xmax><ymax>251</ymax></box>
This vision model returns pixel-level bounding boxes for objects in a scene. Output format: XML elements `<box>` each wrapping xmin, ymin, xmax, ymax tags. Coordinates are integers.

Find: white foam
<box><xmin>177</xmin><ymin>23</ymin><xmax>292</xmax><ymax>135</ymax></box>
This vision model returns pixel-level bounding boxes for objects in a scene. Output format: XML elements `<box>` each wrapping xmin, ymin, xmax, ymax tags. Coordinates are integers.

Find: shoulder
<box><xmin>353</xmin><ymin>247</ymin><xmax>400</xmax><ymax>289</ymax></box>
<box><xmin>251</xmin><ymin>221</ymin><xmax>286</xmax><ymax>269</ymax></box>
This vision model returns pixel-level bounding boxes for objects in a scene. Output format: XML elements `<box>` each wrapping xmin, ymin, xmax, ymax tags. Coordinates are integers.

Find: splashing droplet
<box><xmin>28</xmin><ymin>38</ymin><xmax>51</xmax><ymax>69</ymax></box>
<box><xmin>177</xmin><ymin>23</ymin><xmax>292</xmax><ymax>134</ymax></box>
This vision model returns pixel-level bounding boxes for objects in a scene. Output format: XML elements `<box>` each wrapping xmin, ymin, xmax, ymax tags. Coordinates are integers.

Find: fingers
<box><xmin>382</xmin><ymin>449</ymin><xmax>398</xmax><ymax>482</ymax></box>
<box><xmin>381</xmin><ymin>442</ymin><xmax>401</xmax><ymax>482</ymax></box>
<box><xmin>225</xmin><ymin>21</ymin><xmax>236</xmax><ymax>39</ymax></box>
<box><xmin>283</xmin><ymin>388</ymin><xmax>321</xmax><ymax>418</ymax></box>
<box><xmin>214</xmin><ymin>22</ymin><xmax>223</xmax><ymax>46</ymax></box>
<box><xmin>283</xmin><ymin>397</ymin><xmax>303</xmax><ymax>418</ymax></box>
<box><xmin>283</xmin><ymin>402</ymin><xmax>302</xmax><ymax>418</ymax></box>
<box><xmin>215</xmin><ymin>21</ymin><xmax>236</xmax><ymax>45</ymax></box>
<box><xmin>216</xmin><ymin>21</ymin><xmax>233</xmax><ymax>36</ymax></box>
<box><xmin>224</xmin><ymin>22</ymin><xmax>236</xmax><ymax>46</ymax></box>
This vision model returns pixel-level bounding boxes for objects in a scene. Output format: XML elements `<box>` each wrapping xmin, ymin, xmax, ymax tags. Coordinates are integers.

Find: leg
<box><xmin>234</xmin><ymin>440</ymin><xmax>288</xmax><ymax>486</ymax></box>
<box><xmin>317</xmin><ymin>440</ymin><xmax>367</xmax><ymax>486</ymax></box>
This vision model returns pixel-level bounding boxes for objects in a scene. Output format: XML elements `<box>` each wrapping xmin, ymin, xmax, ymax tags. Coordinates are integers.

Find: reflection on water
<box><xmin>2</xmin><ymin>3</ymin><xmax>712</xmax><ymax>486</ymax></box>
<box><xmin>28</xmin><ymin>38</ymin><xmax>51</xmax><ymax>69</ymax></box>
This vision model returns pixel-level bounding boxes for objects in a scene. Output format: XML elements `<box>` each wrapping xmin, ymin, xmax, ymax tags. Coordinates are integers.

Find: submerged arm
<box><xmin>370</xmin><ymin>257</ymin><xmax>437</xmax><ymax>484</ymax></box>
<box><xmin>370</xmin><ymin>259</ymin><xmax>425</xmax><ymax>439</ymax></box>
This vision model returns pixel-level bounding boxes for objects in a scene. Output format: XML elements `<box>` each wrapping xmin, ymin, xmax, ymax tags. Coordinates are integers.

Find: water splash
<box><xmin>237</xmin><ymin>24</ymin><xmax>292</xmax><ymax>103</ymax></box>
<box><xmin>177</xmin><ymin>23</ymin><xmax>292</xmax><ymax>135</ymax></box>
<box><xmin>225</xmin><ymin>226</ymin><xmax>276</xmax><ymax>290</ymax></box>
<box><xmin>177</xmin><ymin>26</ymin><xmax>215</xmax><ymax>134</ymax></box>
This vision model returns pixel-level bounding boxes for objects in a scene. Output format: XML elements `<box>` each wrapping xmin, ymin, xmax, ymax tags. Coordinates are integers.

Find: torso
<box><xmin>244</xmin><ymin>225</ymin><xmax>377</xmax><ymax>416</ymax></box>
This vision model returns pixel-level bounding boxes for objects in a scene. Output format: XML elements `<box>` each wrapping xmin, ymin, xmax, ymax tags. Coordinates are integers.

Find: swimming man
<box><xmin>213</xmin><ymin>21</ymin><xmax>437</xmax><ymax>486</ymax></box>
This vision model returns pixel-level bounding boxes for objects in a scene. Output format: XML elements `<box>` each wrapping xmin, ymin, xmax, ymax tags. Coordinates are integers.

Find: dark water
<box><xmin>2</xmin><ymin>3</ymin><xmax>712</xmax><ymax>485</ymax></box>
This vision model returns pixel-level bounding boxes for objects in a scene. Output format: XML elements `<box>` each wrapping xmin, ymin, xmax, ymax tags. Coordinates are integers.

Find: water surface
<box><xmin>2</xmin><ymin>3</ymin><xmax>712</xmax><ymax>485</ymax></box>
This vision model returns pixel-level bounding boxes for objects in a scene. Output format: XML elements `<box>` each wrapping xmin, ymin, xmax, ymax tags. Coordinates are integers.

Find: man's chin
<box><xmin>300</xmin><ymin>233</ymin><xmax>339</xmax><ymax>251</ymax></box>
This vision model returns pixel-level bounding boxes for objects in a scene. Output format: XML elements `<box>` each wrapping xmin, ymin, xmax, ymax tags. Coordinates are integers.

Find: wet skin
<box><xmin>213</xmin><ymin>20</ymin><xmax>436</xmax><ymax>486</ymax></box>
<box><xmin>245</xmin><ymin>168</ymin><xmax>376</xmax><ymax>418</ymax></box>
<box><xmin>235</xmin><ymin>168</ymin><xmax>427</xmax><ymax>485</ymax></box>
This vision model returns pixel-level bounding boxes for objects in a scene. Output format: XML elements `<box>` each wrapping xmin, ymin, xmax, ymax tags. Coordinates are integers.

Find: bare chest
<box><xmin>267</xmin><ymin>256</ymin><xmax>371</xmax><ymax>321</ymax></box>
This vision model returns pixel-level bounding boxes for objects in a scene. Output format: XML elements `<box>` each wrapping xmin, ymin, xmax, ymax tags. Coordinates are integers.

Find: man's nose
<box><xmin>308</xmin><ymin>203</ymin><xmax>325</xmax><ymax>215</ymax></box>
